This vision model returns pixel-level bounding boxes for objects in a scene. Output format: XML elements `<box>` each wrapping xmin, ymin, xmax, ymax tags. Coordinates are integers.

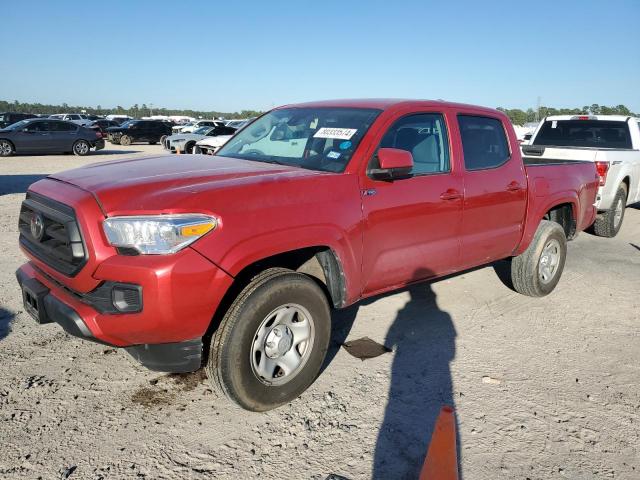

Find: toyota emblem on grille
<box><xmin>30</xmin><ymin>213</ymin><xmax>45</xmax><ymax>241</ymax></box>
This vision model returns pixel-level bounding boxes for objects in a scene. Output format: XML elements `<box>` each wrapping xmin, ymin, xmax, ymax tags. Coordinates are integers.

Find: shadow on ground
<box><xmin>0</xmin><ymin>307</ymin><xmax>16</xmax><ymax>341</ymax></box>
<box><xmin>0</xmin><ymin>174</ymin><xmax>48</xmax><ymax>195</ymax></box>
<box><xmin>322</xmin><ymin>268</ymin><xmax>458</xmax><ymax>479</ymax></box>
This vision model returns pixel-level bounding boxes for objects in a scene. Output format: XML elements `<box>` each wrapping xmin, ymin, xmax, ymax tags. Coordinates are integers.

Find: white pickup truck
<box><xmin>523</xmin><ymin>115</ymin><xmax>640</xmax><ymax>237</ymax></box>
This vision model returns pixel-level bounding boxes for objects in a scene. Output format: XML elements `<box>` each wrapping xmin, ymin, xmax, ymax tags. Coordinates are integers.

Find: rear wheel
<box><xmin>593</xmin><ymin>184</ymin><xmax>627</xmax><ymax>238</ymax></box>
<box><xmin>0</xmin><ymin>139</ymin><xmax>14</xmax><ymax>157</ymax></box>
<box><xmin>120</xmin><ymin>135</ymin><xmax>132</xmax><ymax>146</ymax></box>
<box><xmin>206</xmin><ymin>268</ymin><xmax>331</xmax><ymax>411</ymax></box>
<box><xmin>72</xmin><ymin>140</ymin><xmax>90</xmax><ymax>156</ymax></box>
<box><xmin>511</xmin><ymin>220</ymin><xmax>567</xmax><ymax>297</ymax></box>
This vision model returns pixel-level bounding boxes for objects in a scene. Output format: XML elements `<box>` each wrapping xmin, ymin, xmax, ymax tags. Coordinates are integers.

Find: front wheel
<box><xmin>120</xmin><ymin>135</ymin><xmax>132</xmax><ymax>146</ymax></box>
<box><xmin>206</xmin><ymin>268</ymin><xmax>331</xmax><ymax>411</ymax></box>
<box><xmin>511</xmin><ymin>220</ymin><xmax>567</xmax><ymax>297</ymax></box>
<box><xmin>0</xmin><ymin>139</ymin><xmax>14</xmax><ymax>157</ymax></box>
<box><xmin>72</xmin><ymin>140</ymin><xmax>90</xmax><ymax>156</ymax></box>
<box><xmin>593</xmin><ymin>184</ymin><xmax>627</xmax><ymax>238</ymax></box>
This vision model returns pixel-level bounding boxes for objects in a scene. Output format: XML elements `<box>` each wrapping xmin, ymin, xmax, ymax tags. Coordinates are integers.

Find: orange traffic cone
<box><xmin>176</xmin><ymin>148</ymin><xmax>181</xmax><ymax>155</ymax></box>
<box><xmin>419</xmin><ymin>405</ymin><xmax>458</xmax><ymax>480</ymax></box>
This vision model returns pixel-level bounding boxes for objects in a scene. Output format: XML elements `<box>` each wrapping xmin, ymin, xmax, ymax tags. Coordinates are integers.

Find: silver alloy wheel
<box><xmin>74</xmin><ymin>141</ymin><xmax>89</xmax><ymax>155</ymax></box>
<box><xmin>250</xmin><ymin>303</ymin><xmax>315</xmax><ymax>386</ymax></box>
<box><xmin>0</xmin><ymin>140</ymin><xmax>12</xmax><ymax>156</ymax></box>
<box><xmin>538</xmin><ymin>239</ymin><xmax>561</xmax><ymax>284</ymax></box>
<box><xmin>613</xmin><ymin>198</ymin><xmax>624</xmax><ymax>228</ymax></box>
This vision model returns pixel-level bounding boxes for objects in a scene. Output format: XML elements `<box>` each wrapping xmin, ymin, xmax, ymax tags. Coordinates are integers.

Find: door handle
<box><xmin>507</xmin><ymin>182</ymin><xmax>523</xmax><ymax>192</ymax></box>
<box><xmin>440</xmin><ymin>189</ymin><xmax>462</xmax><ymax>201</ymax></box>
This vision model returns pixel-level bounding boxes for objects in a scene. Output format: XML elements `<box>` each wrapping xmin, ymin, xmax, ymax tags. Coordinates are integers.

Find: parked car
<box><xmin>193</xmin><ymin>131</ymin><xmax>235</xmax><ymax>155</ymax></box>
<box><xmin>105</xmin><ymin>115</ymin><xmax>134</xmax><ymax>125</ymax></box>
<box><xmin>49</xmin><ymin>113</ymin><xmax>93</xmax><ymax>127</ymax></box>
<box><xmin>172</xmin><ymin>120</ymin><xmax>224</xmax><ymax>134</ymax></box>
<box><xmin>524</xmin><ymin>114</ymin><xmax>640</xmax><ymax>237</ymax></box>
<box><xmin>0</xmin><ymin>118</ymin><xmax>104</xmax><ymax>156</ymax></box>
<box><xmin>0</xmin><ymin>112</ymin><xmax>38</xmax><ymax>129</ymax></box>
<box><xmin>164</xmin><ymin>125</ymin><xmax>237</xmax><ymax>153</ymax></box>
<box><xmin>89</xmin><ymin>119</ymin><xmax>120</xmax><ymax>136</ymax></box>
<box><xmin>105</xmin><ymin>120</ymin><xmax>172</xmax><ymax>145</ymax></box>
<box><xmin>15</xmin><ymin>99</ymin><xmax>598</xmax><ymax>412</ymax></box>
<box><xmin>225</xmin><ymin>118</ymin><xmax>254</xmax><ymax>130</ymax></box>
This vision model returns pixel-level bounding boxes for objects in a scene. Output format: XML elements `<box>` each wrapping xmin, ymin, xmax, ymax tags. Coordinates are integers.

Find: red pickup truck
<box><xmin>16</xmin><ymin>99</ymin><xmax>598</xmax><ymax>411</ymax></box>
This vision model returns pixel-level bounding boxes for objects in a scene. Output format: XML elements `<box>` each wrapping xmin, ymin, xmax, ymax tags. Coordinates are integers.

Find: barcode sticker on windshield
<box><xmin>313</xmin><ymin>128</ymin><xmax>357</xmax><ymax>140</ymax></box>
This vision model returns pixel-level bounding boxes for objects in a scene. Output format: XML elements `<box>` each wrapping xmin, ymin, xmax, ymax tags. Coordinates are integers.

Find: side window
<box><xmin>55</xmin><ymin>121</ymin><xmax>77</xmax><ymax>132</ymax></box>
<box><xmin>25</xmin><ymin>122</ymin><xmax>49</xmax><ymax>132</ymax></box>
<box><xmin>376</xmin><ymin>113</ymin><xmax>450</xmax><ymax>175</ymax></box>
<box><xmin>458</xmin><ymin>115</ymin><xmax>510</xmax><ymax>170</ymax></box>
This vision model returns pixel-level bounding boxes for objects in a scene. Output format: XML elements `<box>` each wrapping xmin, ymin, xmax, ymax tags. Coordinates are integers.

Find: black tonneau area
<box><xmin>523</xmin><ymin>157</ymin><xmax>592</xmax><ymax>167</ymax></box>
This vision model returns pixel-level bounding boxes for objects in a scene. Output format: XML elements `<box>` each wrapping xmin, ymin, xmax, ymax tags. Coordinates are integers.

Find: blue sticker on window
<box><xmin>339</xmin><ymin>141</ymin><xmax>352</xmax><ymax>150</ymax></box>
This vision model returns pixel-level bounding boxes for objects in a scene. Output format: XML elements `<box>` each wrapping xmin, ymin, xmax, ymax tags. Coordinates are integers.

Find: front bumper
<box><xmin>16</xmin><ymin>247</ymin><xmax>234</xmax><ymax>372</ymax></box>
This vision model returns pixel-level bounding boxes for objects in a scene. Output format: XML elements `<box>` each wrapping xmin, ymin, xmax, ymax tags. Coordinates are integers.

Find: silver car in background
<box><xmin>163</xmin><ymin>124</ymin><xmax>237</xmax><ymax>153</ymax></box>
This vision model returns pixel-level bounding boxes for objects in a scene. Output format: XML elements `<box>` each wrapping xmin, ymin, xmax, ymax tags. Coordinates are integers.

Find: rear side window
<box><xmin>458</xmin><ymin>115</ymin><xmax>510</xmax><ymax>170</ymax></box>
<box><xmin>377</xmin><ymin>113</ymin><xmax>450</xmax><ymax>175</ymax></box>
<box><xmin>51</xmin><ymin>121</ymin><xmax>77</xmax><ymax>131</ymax></box>
<box><xmin>533</xmin><ymin>120</ymin><xmax>632</xmax><ymax>149</ymax></box>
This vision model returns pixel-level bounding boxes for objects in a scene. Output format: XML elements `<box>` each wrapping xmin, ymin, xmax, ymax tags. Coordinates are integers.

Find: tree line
<box><xmin>0</xmin><ymin>99</ymin><xmax>262</xmax><ymax>120</ymax></box>
<box><xmin>1</xmin><ymin>99</ymin><xmax>636</xmax><ymax>125</ymax></box>
<box><xmin>497</xmin><ymin>104</ymin><xmax>637</xmax><ymax>125</ymax></box>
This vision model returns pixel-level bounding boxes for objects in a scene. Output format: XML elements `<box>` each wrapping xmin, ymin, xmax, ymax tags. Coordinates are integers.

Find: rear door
<box><xmin>360</xmin><ymin>110</ymin><xmax>463</xmax><ymax>294</ymax></box>
<box><xmin>50</xmin><ymin>121</ymin><xmax>79</xmax><ymax>151</ymax></box>
<box><xmin>456</xmin><ymin>114</ymin><xmax>527</xmax><ymax>268</ymax></box>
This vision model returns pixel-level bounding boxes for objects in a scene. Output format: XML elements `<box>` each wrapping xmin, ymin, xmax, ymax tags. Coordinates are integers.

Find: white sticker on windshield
<box><xmin>313</xmin><ymin>127</ymin><xmax>357</xmax><ymax>140</ymax></box>
<box><xmin>326</xmin><ymin>151</ymin><xmax>341</xmax><ymax>160</ymax></box>
<box><xmin>551</xmin><ymin>120</ymin><xmax>557</xmax><ymax>129</ymax></box>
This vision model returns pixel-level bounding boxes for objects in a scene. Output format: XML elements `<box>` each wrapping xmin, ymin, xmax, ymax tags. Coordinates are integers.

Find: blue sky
<box><xmin>1</xmin><ymin>0</ymin><xmax>638</xmax><ymax>113</ymax></box>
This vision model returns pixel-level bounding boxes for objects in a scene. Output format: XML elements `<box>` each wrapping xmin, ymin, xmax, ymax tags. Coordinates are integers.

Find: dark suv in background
<box><xmin>0</xmin><ymin>112</ymin><xmax>38</xmax><ymax>129</ymax></box>
<box><xmin>105</xmin><ymin>120</ymin><xmax>172</xmax><ymax>145</ymax></box>
<box><xmin>0</xmin><ymin>118</ymin><xmax>104</xmax><ymax>156</ymax></box>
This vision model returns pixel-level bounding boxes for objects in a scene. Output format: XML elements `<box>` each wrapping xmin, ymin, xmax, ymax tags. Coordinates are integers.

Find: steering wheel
<box><xmin>244</xmin><ymin>149</ymin><xmax>265</xmax><ymax>156</ymax></box>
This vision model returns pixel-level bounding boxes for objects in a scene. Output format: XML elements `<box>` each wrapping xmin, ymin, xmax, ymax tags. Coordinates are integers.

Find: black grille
<box><xmin>19</xmin><ymin>192</ymin><xmax>87</xmax><ymax>277</ymax></box>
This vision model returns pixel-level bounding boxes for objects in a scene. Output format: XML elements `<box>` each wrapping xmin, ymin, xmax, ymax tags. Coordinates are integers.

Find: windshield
<box><xmin>120</xmin><ymin>120</ymin><xmax>138</xmax><ymax>128</ymax></box>
<box><xmin>4</xmin><ymin>120</ymin><xmax>31</xmax><ymax>130</ymax></box>
<box><xmin>193</xmin><ymin>126</ymin><xmax>213</xmax><ymax>135</ymax></box>
<box><xmin>533</xmin><ymin>120</ymin><xmax>632</xmax><ymax>149</ymax></box>
<box><xmin>216</xmin><ymin>107</ymin><xmax>381</xmax><ymax>172</ymax></box>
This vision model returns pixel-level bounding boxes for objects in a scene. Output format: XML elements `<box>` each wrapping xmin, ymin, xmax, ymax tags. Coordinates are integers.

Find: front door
<box><xmin>360</xmin><ymin>112</ymin><xmax>463</xmax><ymax>295</ymax></box>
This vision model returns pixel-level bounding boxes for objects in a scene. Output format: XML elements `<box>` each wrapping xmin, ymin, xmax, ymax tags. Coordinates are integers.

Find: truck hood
<box><xmin>49</xmin><ymin>154</ymin><xmax>324</xmax><ymax>215</ymax></box>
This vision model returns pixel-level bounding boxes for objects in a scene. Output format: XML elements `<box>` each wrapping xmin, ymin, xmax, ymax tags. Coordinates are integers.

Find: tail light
<box><xmin>595</xmin><ymin>161</ymin><xmax>609</xmax><ymax>186</ymax></box>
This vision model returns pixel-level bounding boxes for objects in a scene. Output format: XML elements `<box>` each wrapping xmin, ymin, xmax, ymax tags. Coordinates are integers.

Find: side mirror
<box><xmin>369</xmin><ymin>148</ymin><xmax>414</xmax><ymax>181</ymax></box>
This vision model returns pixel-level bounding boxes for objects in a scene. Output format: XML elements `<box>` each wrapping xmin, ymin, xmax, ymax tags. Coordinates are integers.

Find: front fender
<box><xmin>191</xmin><ymin>223</ymin><xmax>362</xmax><ymax>305</ymax></box>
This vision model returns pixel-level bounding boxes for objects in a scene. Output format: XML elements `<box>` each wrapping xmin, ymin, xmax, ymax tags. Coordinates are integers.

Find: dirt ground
<box><xmin>1</xmin><ymin>144</ymin><xmax>638</xmax><ymax>479</ymax></box>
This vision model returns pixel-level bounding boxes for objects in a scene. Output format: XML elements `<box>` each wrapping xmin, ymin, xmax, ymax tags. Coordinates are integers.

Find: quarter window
<box><xmin>376</xmin><ymin>113</ymin><xmax>450</xmax><ymax>175</ymax></box>
<box><xmin>458</xmin><ymin>115</ymin><xmax>510</xmax><ymax>170</ymax></box>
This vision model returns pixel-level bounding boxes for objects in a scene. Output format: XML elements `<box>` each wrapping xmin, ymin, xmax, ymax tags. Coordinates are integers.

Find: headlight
<box><xmin>103</xmin><ymin>214</ymin><xmax>217</xmax><ymax>254</ymax></box>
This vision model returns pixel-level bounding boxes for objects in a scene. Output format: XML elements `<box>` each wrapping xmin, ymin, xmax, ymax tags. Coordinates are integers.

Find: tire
<box><xmin>149</xmin><ymin>141</ymin><xmax>157</xmax><ymax>145</ymax></box>
<box><xmin>0</xmin><ymin>139</ymin><xmax>14</xmax><ymax>157</ymax></box>
<box><xmin>185</xmin><ymin>142</ymin><xmax>195</xmax><ymax>154</ymax></box>
<box><xmin>159</xmin><ymin>135</ymin><xmax>167</xmax><ymax>147</ymax></box>
<box><xmin>206</xmin><ymin>268</ymin><xmax>331</xmax><ymax>411</ymax></box>
<box><xmin>72</xmin><ymin>140</ymin><xmax>90</xmax><ymax>156</ymax></box>
<box><xmin>592</xmin><ymin>184</ymin><xmax>627</xmax><ymax>238</ymax></box>
<box><xmin>511</xmin><ymin>220</ymin><xmax>567</xmax><ymax>297</ymax></box>
<box><xmin>120</xmin><ymin>135</ymin><xmax>132</xmax><ymax>146</ymax></box>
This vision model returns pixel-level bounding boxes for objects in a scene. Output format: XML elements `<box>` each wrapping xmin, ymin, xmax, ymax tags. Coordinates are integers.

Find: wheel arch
<box><xmin>515</xmin><ymin>194</ymin><xmax>579</xmax><ymax>255</ymax></box>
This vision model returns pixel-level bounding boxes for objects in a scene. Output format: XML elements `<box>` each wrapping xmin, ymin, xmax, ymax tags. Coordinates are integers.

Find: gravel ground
<box><xmin>0</xmin><ymin>144</ymin><xmax>639</xmax><ymax>479</ymax></box>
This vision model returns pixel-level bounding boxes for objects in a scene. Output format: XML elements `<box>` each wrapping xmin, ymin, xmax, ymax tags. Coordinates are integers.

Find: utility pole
<box><xmin>535</xmin><ymin>96</ymin><xmax>541</xmax><ymax>122</ymax></box>
<box><xmin>149</xmin><ymin>103</ymin><xmax>154</xmax><ymax>117</ymax></box>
